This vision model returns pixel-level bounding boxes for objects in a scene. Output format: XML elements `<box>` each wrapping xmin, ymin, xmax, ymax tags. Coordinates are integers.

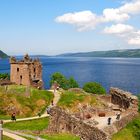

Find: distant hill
<box><xmin>56</xmin><ymin>49</ymin><xmax>140</xmax><ymax>58</ymax></box>
<box><xmin>0</xmin><ymin>50</ymin><xmax>9</xmax><ymax>58</ymax></box>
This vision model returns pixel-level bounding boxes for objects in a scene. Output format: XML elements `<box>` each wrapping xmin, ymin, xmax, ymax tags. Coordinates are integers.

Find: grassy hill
<box><xmin>112</xmin><ymin>115</ymin><xmax>140</xmax><ymax>140</ymax></box>
<box><xmin>57</xmin><ymin>49</ymin><xmax>140</xmax><ymax>58</ymax></box>
<box><xmin>0</xmin><ymin>85</ymin><xmax>53</xmax><ymax>118</ymax></box>
<box><xmin>0</xmin><ymin>50</ymin><xmax>9</xmax><ymax>58</ymax></box>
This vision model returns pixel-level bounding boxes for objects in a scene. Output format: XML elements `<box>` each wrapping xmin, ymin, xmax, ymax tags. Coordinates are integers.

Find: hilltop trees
<box><xmin>50</xmin><ymin>72</ymin><xmax>106</xmax><ymax>95</ymax></box>
<box><xmin>50</xmin><ymin>72</ymin><xmax>79</xmax><ymax>90</ymax></box>
<box><xmin>83</xmin><ymin>82</ymin><xmax>106</xmax><ymax>95</ymax></box>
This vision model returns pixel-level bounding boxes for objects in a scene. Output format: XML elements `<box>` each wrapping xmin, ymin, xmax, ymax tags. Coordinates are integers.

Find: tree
<box><xmin>50</xmin><ymin>72</ymin><xmax>68</xmax><ymax>90</ymax></box>
<box><xmin>68</xmin><ymin>77</ymin><xmax>79</xmax><ymax>89</ymax></box>
<box><xmin>50</xmin><ymin>73</ymin><xmax>79</xmax><ymax>90</ymax></box>
<box><xmin>83</xmin><ymin>82</ymin><xmax>106</xmax><ymax>94</ymax></box>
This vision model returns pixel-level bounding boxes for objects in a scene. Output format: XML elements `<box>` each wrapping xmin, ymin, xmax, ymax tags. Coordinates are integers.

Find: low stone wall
<box><xmin>103</xmin><ymin>111</ymin><xmax>138</xmax><ymax>138</ymax></box>
<box><xmin>110</xmin><ymin>87</ymin><xmax>138</xmax><ymax>111</ymax></box>
<box><xmin>48</xmin><ymin>107</ymin><xmax>109</xmax><ymax>140</ymax></box>
<box><xmin>0</xmin><ymin>80</ymin><xmax>13</xmax><ymax>86</ymax></box>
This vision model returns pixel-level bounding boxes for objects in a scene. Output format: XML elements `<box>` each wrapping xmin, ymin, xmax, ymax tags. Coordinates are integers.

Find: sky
<box><xmin>0</xmin><ymin>0</ymin><xmax>140</xmax><ymax>55</ymax></box>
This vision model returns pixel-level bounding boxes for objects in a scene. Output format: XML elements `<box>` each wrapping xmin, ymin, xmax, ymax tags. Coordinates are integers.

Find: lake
<box><xmin>0</xmin><ymin>57</ymin><xmax>140</xmax><ymax>94</ymax></box>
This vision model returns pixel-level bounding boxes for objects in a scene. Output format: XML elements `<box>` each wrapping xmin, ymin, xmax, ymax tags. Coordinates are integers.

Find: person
<box><xmin>51</xmin><ymin>100</ymin><xmax>54</xmax><ymax>106</ymax></box>
<box><xmin>38</xmin><ymin>112</ymin><xmax>41</xmax><ymax>117</ymax></box>
<box><xmin>108</xmin><ymin>117</ymin><xmax>111</xmax><ymax>125</ymax></box>
<box><xmin>116</xmin><ymin>112</ymin><xmax>121</xmax><ymax>120</ymax></box>
<box><xmin>11</xmin><ymin>113</ymin><xmax>16</xmax><ymax>122</ymax></box>
<box><xmin>46</xmin><ymin>106</ymin><xmax>51</xmax><ymax>114</ymax></box>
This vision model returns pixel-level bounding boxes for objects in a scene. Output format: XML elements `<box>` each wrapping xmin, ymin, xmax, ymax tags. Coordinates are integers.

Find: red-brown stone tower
<box><xmin>10</xmin><ymin>54</ymin><xmax>43</xmax><ymax>89</ymax></box>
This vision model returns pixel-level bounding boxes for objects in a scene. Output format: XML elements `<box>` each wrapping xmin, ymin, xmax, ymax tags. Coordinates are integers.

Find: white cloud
<box><xmin>55</xmin><ymin>0</ymin><xmax>140</xmax><ymax>45</ymax></box>
<box><xmin>55</xmin><ymin>0</ymin><xmax>140</xmax><ymax>31</ymax></box>
<box><xmin>55</xmin><ymin>11</ymin><xmax>102</xmax><ymax>31</ymax></box>
<box><xmin>104</xmin><ymin>23</ymin><xmax>140</xmax><ymax>45</ymax></box>
<box><xmin>128</xmin><ymin>37</ymin><xmax>140</xmax><ymax>45</ymax></box>
<box><xmin>120</xmin><ymin>0</ymin><xmax>140</xmax><ymax>14</ymax></box>
<box><xmin>104</xmin><ymin>24</ymin><xmax>134</xmax><ymax>34</ymax></box>
<box><xmin>103</xmin><ymin>9</ymin><xmax>130</xmax><ymax>22</ymax></box>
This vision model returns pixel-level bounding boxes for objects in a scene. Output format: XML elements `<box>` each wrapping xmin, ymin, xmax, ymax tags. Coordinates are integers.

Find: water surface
<box><xmin>0</xmin><ymin>57</ymin><xmax>140</xmax><ymax>94</ymax></box>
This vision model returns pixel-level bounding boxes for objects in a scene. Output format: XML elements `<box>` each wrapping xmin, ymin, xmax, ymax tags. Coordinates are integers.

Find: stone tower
<box><xmin>10</xmin><ymin>54</ymin><xmax>43</xmax><ymax>89</ymax></box>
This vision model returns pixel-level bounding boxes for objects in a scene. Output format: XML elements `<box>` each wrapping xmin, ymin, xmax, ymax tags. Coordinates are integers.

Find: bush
<box><xmin>83</xmin><ymin>82</ymin><xmax>106</xmax><ymax>94</ymax></box>
<box><xmin>67</xmin><ymin>77</ymin><xmax>79</xmax><ymax>89</ymax></box>
<box><xmin>50</xmin><ymin>73</ymin><xmax>79</xmax><ymax>90</ymax></box>
<box><xmin>0</xmin><ymin>73</ymin><xmax>10</xmax><ymax>80</ymax></box>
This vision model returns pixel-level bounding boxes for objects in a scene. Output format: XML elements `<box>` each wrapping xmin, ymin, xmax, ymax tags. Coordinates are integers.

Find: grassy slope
<box><xmin>58</xmin><ymin>91</ymin><xmax>104</xmax><ymax>111</ymax></box>
<box><xmin>0</xmin><ymin>85</ymin><xmax>53</xmax><ymax>118</ymax></box>
<box><xmin>0</xmin><ymin>50</ymin><xmax>9</xmax><ymax>58</ymax></box>
<box><xmin>57</xmin><ymin>49</ymin><xmax>140</xmax><ymax>57</ymax></box>
<box><xmin>112</xmin><ymin>115</ymin><xmax>140</xmax><ymax>140</ymax></box>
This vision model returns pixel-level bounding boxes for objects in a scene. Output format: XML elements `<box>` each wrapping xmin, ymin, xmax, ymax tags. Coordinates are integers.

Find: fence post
<box><xmin>0</xmin><ymin>120</ymin><xmax>3</xmax><ymax>140</ymax></box>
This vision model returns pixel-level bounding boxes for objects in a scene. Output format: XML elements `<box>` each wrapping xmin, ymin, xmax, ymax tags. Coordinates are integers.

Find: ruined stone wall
<box><xmin>48</xmin><ymin>107</ymin><xmax>109</xmax><ymax>140</ymax></box>
<box><xmin>110</xmin><ymin>87</ymin><xmax>138</xmax><ymax>111</ymax></box>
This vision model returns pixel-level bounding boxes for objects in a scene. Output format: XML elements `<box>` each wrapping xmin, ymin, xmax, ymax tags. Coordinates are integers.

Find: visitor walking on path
<box><xmin>116</xmin><ymin>112</ymin><xmax>121</xmax><ymax>120</ymax></box>
<box><xmin>107</xmin><ymin>117</ymin><xmax>112</xmax><ymax>125</ymax></box>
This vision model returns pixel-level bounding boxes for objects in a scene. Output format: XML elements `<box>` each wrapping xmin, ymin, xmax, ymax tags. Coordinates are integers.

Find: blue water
<box><xmin>0</xmin><ymin>57</ymin><xmax>140</xmax><ymax>94</ymax></box>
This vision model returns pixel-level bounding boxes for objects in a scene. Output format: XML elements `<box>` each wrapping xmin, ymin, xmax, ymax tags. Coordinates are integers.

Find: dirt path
<box><xmin>94</xmin><ymin>116</ymin><xmax>118</xmax><ymax>129</ymax></box>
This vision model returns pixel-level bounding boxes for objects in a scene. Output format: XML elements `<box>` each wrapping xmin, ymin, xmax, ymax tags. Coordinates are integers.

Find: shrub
<box><xmin>67</xmin><ymin>77</ymin><xmax>79</xmax><ymax>89</ymax></box>
<box><xmin>83</xmin><ymin>82</ymin><xmax>106</xmax><ymax>94</ymax></box>
<box><xmin>50</xmin><ymin>73</ymin><xmax>79</xmax><ymax>90</ymax></box>
<box><xmin>0</xmin><ymin>73</ymin><xmax>10</xmax><ymax>80</ymax></box>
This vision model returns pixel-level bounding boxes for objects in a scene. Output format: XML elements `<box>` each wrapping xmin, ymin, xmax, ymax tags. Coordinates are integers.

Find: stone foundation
<box><xmin>48</xmin><ymin>107</ymin><xmax>109</xmax><ymax>140</ymax></box>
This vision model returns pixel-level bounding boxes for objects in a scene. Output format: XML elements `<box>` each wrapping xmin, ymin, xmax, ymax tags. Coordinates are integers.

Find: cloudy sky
<box><xmin>0</xmin><ymin>0</ymin><xmax>140</xmax><ymax>55</ymax></box>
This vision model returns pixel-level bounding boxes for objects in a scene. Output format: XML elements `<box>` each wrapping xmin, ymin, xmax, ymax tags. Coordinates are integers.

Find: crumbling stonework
<box><xmin>48</xmin><ymin>88</ymin><xmax>138</xmax><ymax>140</ymax></box>
<box><xmin>110</xmin><ymin>87</ymin><xmax>138</xmax><ymax>111</ymax></box>
<box><xmin>48</xmin><ymin>107</ymin><xmax>109</xmax><ymax>140</ymax></box>
<box><xmin>10</xmin><ymin>54</ymin><xmax>43</xmax><ymax>89</ymax></box>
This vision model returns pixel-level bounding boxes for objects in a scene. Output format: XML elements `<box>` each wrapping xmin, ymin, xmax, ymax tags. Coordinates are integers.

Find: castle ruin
<box><xmin>48</xmin><ymin>88</ymin><xmax>138</xmax><ymax>140</ymax></box>
<box><xmin>10</xmin><ymin>54</ymin><xmax>43</xmax><ymax>89</ymax></box>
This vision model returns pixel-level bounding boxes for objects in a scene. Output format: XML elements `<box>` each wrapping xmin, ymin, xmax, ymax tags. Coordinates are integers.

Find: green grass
<box><xmin>0</xmin><ymin>85</ymin><xmax>53</xmax><ymax>118</ymax></box>
<box><xmin>58</xmin><ymin>91</ymin><xmax>86</xmax><ymax>108</ymax></box>
<box><xmin>3</xmin><ymin>118</ymin><xmax>80</xmax><ymax>140</ymax></box>
<box><xmin>3</xmin><ymin>135</ymin><xmax>14</xmax><ymax>140</ymax></box>
<box><xmin>112</xmin><ymin>115</ymin><xmax>140</xmax><ymax>140</ymax></box>
<box><xmin>58</xmin><ymin>91</ymin><xmax>102</xmax><ymax>112</ymax></box>
<box><xmin>41</xmin><ymin>133</ymin><xmax>80</xmax><ymax>140</ymax></box>
<box><xmin>3</xmin><ymin>117</ymin><xmax>49</xmax><ymax>131</ymax></box>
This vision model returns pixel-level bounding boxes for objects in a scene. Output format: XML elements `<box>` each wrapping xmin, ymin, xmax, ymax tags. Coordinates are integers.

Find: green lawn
<box><xmin>3</xmin><ymin>117</ymin><xmax>80</xmax><ymax>140</ymax></box>
<box><xmin>3</xmin><ymin>117</ymin><xmax>50</xmax><ymax>131</ymax></box>
<box><xmin>41</xmin><ymin>133</ymin><xmax>80</xmax><ymax>140</ymax></box>
<box><xmin>3</xmin><ymin>135</ymin><xmax>14</xmax><ymax>140</ymax></box>
<box><xmin>58</xmin><ymin>91</ymin><xmax>86</xmax><ymax>108</ymax></box>
<box><xmin>112</xmin><ymin>115</ymin><xmax>140</xmax><ymax>140</ymax></box>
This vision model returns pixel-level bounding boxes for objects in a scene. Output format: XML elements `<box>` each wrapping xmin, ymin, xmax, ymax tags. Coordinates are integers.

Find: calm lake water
<box><xmin>0</xmin><ymin>57</ymin><xmax>140</xmax><ymax>94</ymax></box>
